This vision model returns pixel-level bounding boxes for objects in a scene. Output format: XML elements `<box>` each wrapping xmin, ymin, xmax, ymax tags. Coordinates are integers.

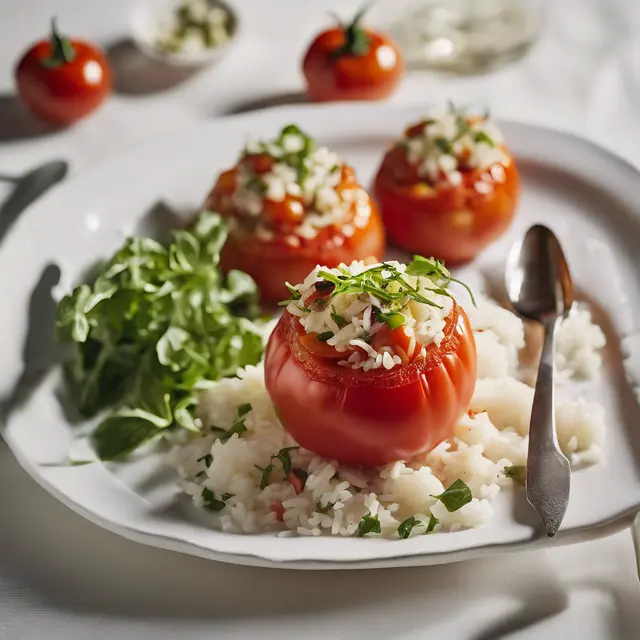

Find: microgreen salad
<box><xmin>402</xmin><ymin>103</ymin><xmax>509</xmax><ymax>186</ymax></box>
<box><xmin>56</xmin><ymin>211</ymin><xmax>266</xmax><ymax>460</ymax></box>
<box><xmin>284</xmin><ymin>256</ymin><xmax>474</xmax><ymax>371</ymax></box>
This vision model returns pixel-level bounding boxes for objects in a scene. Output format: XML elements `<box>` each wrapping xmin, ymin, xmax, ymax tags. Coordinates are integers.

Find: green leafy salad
<box><xmin>56</xmin><ymin>211</ymin><xmax>266</xmax><ymax>461</ymax></box>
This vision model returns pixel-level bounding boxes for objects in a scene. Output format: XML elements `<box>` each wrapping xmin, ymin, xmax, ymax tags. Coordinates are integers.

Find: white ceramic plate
<box><xmin>3</xmin><ymin>104</ymin><xmax>640</xmax><ymax>570</ymax></box>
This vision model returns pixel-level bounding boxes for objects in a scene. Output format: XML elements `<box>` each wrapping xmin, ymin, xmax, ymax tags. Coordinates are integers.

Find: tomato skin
<box><xmin>264</xmin><ymin>303</ymin><xmax>476</xmax><ymax>467</ymax></box>
<box><xmin>15</xmin><ymin>39</ymin><xmax>111</xmax><ymax>126</ymax></box>
<box><xmin>373</xmin><ymin>149</ymin><xmax>521</xmax><ymax>265</ymax></box>
<box><xmin>208</xmin><ymin>157</ymin><xmax>387</xmax><ymax>305</ymax></box>
<box><xmin>218</xmin><ymin>205</ymin><xmax>385</xmax><ymax>305</ymax></box>
<box><xmin>303</xmin><ymin>29</ymin><xmax>404</xmax><ymax>102</ymax></box>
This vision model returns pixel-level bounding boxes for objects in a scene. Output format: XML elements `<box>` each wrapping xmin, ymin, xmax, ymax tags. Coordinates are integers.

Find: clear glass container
<box><xmin>377</xmin><ymin>0</ymin><xmax>541</xmax><ymax>74</ymax></box>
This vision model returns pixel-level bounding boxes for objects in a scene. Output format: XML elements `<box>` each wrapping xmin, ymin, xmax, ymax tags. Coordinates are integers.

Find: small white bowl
<box><xmin>130</xmin><ymin>0</ymin><xmax>239</xmax><ymax>68</ymax></box>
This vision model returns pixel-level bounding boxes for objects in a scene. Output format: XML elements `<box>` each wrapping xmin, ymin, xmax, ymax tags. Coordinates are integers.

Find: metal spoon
<box><xmin>506</xmin><ymin>224</ymin><xmax>573</xmax><ymax>536</ymax></box>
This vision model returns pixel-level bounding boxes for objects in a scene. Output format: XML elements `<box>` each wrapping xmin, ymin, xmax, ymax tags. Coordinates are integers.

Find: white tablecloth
<box><xmin>1</xmin><ymin>1</ymin><xmax>640</xmax><ymax>638</ymax></box>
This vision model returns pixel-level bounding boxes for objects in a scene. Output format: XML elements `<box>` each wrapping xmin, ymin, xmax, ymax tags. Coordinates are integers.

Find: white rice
<box><xmin>170</xmin><ymin>297</ymin><xmax>608</xmax><ymax>538</ymax></box>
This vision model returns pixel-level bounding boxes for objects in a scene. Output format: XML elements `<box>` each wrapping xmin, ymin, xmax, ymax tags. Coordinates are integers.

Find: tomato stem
<box><xmin>332</xmin><ymin>0</ymin><xmax>376</xmax><ymax>58</ymax></box>
<box><xmin>42</xmin><ymin>17</ymin><xmax>77</xmax><ymax>68</ymax></box>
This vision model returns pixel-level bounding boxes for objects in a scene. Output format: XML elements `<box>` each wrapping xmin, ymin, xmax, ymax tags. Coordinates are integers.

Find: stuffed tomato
<box><xmin>264</xmin><ymin>257</ymin><xmax>476</xmax><ymax>467</ymax></box>
<box><xmin>205</xmin><ymin>124</ymin><xmax>385</xmax><ymax>305</ymax></box>
<box><xmin>374</xmin><ymin>104</ymin><xmax>520</xmax><ymax>265</ymax></box>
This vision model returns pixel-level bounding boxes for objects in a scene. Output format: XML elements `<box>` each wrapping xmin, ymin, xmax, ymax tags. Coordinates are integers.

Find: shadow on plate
<box><xmin>224</xmin><ymin>91</ymin><xmax>308</xmax><ymax>116</ymax></box>
<box><xmin>106</xmin><ymin>39</ymin><xmax>200</xmax><ymax>95</ymax></box>
<box><xmin>134</xmin><ymin>199</ymin><xmax>191</xmax><ymax>242</ymax></box>
<box><xmin>0</xmin><ymin>263</ymin><xmax>64</xmax><ymax>425</ymax></box>
<box><xmin>0</xmin><ymin>94</ymin><xmax>62</xmax><ymax>142</ymax></box>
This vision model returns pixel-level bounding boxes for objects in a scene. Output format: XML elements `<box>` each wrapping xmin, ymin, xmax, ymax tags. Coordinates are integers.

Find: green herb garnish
<box><xmin>504</xmin><ymin>465</ymin><xmax>526</xmax><ymax>485</ymax></box>
<box><xmin>473</xmin><ymin>130</ymin><xmax>495</xmax><ymax>146</ymax></box>
<box><xmin>398</xmin><ymin>516</ymin><xmax>423</xmax><ymax>539</ymax></box>
<box><xmin>244</xmin><ymin>124</ymin><xmax>316</xmax><ymax>185</ymax></box>
<box><xmin>197</xmin><ymin>453</ymin><xmax>213</xmax><ymax>468</ymax></box>
<box><xmin>431</xmin><ymin>479</ymin><xmax>472</xmax><ymax>512</ymax></box>
<box><xmin>56</xmin><ymin>211</ymin><xmax>264</xmax><ymax>461</ymax></box>
<box><xmin>237</xmin><ymin>403</ymin><xmax>252</xmax><ymax>418</ymax></box>
<box><xmin>330</xmin><ymin>309</ymin><xmax>348</xmax><ymax>328</ymax></box>
<box><xmin>257</xmin><ymin>446</ymin><xmax>301</xmax><ymax>490</ymax></box>
<box><xmin>316</xmin><ymin>501</ymin><xmax>335</xmax><ymax>514</ymax></box>
<box><xmin>375</xmin><ymin>309</ymin><xmax>406</xmax><ymax>329</ymax></box>
<box><xmin>357</xmin><ymin>513</ymin><xmax>381</xmax><ymax>537</ymax></box>
<box><xmin>317</xmin><ymin>331</ymin><xmax>334</xmax><ymax>342</ymax></box>
<box><xmin>434</xmin><ymin>137</ymin><xmax>452</xmax><ymax>154</ymax></box>
<box><xmin>426</xmin><ymin>514</ymin><xmax>439</xmax><ymax>533</ymax></box>
<box><xmin>202</xmin><ymin>487</ymin><xmax>226</xmax><ymax>512</ymax></box>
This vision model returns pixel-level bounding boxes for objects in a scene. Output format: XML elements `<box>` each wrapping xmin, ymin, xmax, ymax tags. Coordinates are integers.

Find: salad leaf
<box><xmin>93</xmin><ymin>415</ymin><xmax>163</xmax><ymax>461</ymax></box>
<box><xmin>56</xmin><ymin>211</ymin><xmax>266</xmax><ymax>460</ymax></box>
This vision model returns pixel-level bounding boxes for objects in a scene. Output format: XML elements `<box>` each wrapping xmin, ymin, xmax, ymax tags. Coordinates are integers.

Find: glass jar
<box><xmin>375</xmin><ymin>0</ymin><xmax>541</xmax><ymax>74</ymax></box>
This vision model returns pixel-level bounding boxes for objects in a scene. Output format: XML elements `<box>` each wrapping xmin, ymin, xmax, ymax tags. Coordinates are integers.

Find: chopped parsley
<box><xmin>238</xmin><ymin>403</ymin><xmax>252</xmax><ymax>417</ymax></box>
<box><xmin>398</xmin><ymin>516</ymin><xmax>423</xmax><ymax>539</ymax></box>
<box><xmin>357</xmin><ymin>513</ymin><xmax>381</xmax><ymax>537</ymax></box>
<box><xmin>330</xmin><ymin>309</ymin><xmax>348</xmax><ymax>328</ymax></box>
<box><xmin>426</xmin><ymin>514</ymin><xmax>439</xmax><ymax>533</ymax></box>
<box><xmin>473</xmin><ymin>130</ymin><xmax>495</xmax><ymax>146</ymax></box>
<box><xmin>504</xmin><ymin>465</ymin><xmax>526</xmax><ymax>485</ymax></box>
<box><xmin>197</xmin><ymin>453</ymin><xmax>213</xmax><ymax>467</ymax></box>
<box><xmin>211</xmin><ymin>415</ymin><xmax>248</xmax><ymax>443</ymax></box>
<box><xmin>243</xmin><ymin>124</ymin><xmax>319</xmax><ymax>185</ymax></box>
<box><xmin>431</xmin><ymin>479</ymin><xmax>472</xmax><ymax>512</ymax></box>
<box><xmin>316</xmin><ymin>501</ymin><xmax>335</xmax><ymax>514</ymax></box>
<box><xmin>257</xmin><ymin>446</ymin><xmax>300</xmax><ymax>490</ymax></box>
<box><xmin>201</xmin><ymin>487</ymin><xmax>226</xmax><ymax>512</ymax></box>
<box><xmin>434</xmin><ymin>137</ymin><xmax>452</xmax><ymax>154</ymax></box>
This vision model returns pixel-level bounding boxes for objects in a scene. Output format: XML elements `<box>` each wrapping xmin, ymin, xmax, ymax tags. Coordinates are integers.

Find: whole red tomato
<box><xmin>264</xmin><ymin>303</ymin><xmax>476</xmax><ymax>468</ymax></box>
<box><xmin>374</xmin><ymin>129</ymin><xmax>521</xmax><ymax>265</ymax></box>
<box><xmin>15</xmin><ymin>19</ymin><xmax>111</xmax><ymax>126</ymax></box>
<box><xmin>302</xmin><ymin>4</ymin><xmax>404</xmax><ymax>102</ymax></box>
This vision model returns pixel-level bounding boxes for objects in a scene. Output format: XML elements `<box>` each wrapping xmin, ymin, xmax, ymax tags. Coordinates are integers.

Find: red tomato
<box><xmin>264</xmin><ymin>302</ymin><xmax>476</xmax><ymax>467</ymax></box>
<box><xmin>15</xmin><ymin>19</ymin><xmax>111</xmax><ymax>126</ymax></box>
<box><xmin>217</xmin><ymin>212</ymin><xmax>385</xmax><ymax>305</ymax></box>
<box><xmin>287</xmin><ymin>472</ymin><xmax>305</xmax><ymax>494</ymax></box>
<box><xmin>302</xmin><ymin>5</ymin><xmax>404</xmax><ymax>102</ymax></box>
<box><xmin>206</xmin><ymin>161</ymin><xmax>386</xmax><ymax>305</ymax></box>
<box><xmin>374</xmin><ymin>144</ymin><xmax>521</xmax><ymax>265</ymax></box>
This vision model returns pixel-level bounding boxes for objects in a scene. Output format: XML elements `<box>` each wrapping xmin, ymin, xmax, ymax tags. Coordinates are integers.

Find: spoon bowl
<box><xmin>506</xmin><ymin>224</ymin><xmax>573</xmax><ymax>322</ymax></box>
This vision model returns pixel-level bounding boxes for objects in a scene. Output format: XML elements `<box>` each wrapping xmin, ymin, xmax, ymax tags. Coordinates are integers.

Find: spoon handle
<box><xmin>526</xmin><ymin>316</ymin><xmax>571</xmax><ymax>536</ymax></box>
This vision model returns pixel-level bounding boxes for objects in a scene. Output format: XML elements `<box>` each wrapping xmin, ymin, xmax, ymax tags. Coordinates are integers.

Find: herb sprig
<box><xmin>282</xmin><ymin>256</ymin><xmax>475</xmax><ymax>316</ymax></box>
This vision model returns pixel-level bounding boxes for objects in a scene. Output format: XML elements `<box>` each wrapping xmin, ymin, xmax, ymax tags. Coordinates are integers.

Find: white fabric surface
<box><xmin>1</xmin><ymin>0</ymin><xmax>640</xmax><ymax>638</ymax></box>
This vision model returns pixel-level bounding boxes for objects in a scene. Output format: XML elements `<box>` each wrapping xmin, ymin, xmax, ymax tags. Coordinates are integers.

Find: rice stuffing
<box><xmin>170</xmin><ymin>297</ymin><xmax>607</xmax><ymax>538</ymax></box>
